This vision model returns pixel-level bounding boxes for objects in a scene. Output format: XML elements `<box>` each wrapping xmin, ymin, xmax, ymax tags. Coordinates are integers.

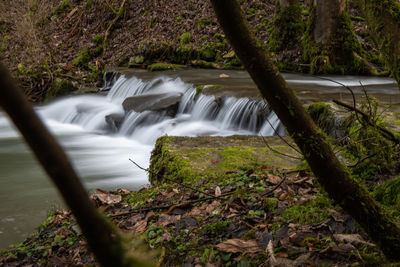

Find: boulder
<box><xmin>122</xmin><ymin>92</ymin><xmax>183</xmax><ymax>117</ymax></box>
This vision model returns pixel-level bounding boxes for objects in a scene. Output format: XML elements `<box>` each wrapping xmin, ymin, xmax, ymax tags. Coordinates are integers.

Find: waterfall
<box><xmin>40</xmin><ymin>74</ymin><xmax>283</xmax><ymax>142</ymax></box>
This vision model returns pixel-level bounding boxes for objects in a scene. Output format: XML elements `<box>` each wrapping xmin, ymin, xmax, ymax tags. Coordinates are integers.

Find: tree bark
<box><xmin>210</xmin><ymin>0</ymin><xmax>400</xmax><ymax>260</ymax></box>
<box><xmin>303</xmin><ymin>0</ymin><xmax>370</xmax><ymax>74</ymax></box>
<box><xmin>0</xmin><ymin>63</ymin><xmax>146</xmax><ymax>267</ymax></box>
<box><xmin>357</xmin><ymin>0</ymin><xmax>400</xmax><ymax>88</ymax></box>
<box><xmin>269</xmin><ymin>0</ymin><xmax>303</xmax><ymax>52</ymax></box>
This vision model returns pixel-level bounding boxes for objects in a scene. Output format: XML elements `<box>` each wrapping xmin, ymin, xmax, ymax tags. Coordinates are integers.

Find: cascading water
<box><xmin>1</xmin><ymin>69</ymin><xmax>398</xmax><ymax>249</ymax></box>
<box><xmin>0</xmin><ymin>73</ymin><xmax>282</xmax><ymax>249</ymax></box>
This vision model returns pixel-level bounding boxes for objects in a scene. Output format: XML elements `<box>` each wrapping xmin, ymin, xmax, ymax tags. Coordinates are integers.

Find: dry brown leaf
<box><xmin>219</xmin><ymin>73</ymin><xmax>230</xmax><ymax>78</ymax></box>
<box><xmin>216</xmin><ymin>239</ymin><xmax>262</xmax><ymax>254</ymax></box>
<box><xmin>131</xmin><ymin>220</ymin><xmax>147</xmax><ymax>234</ymax></box>
<box><xmin>278</xmin><ymin>192</ymin><xmax>288</xmax><ymax>201</ymax></box>
<box><xmin>92</xmin><ymin>193</ymin><xmax>122</xmax><ymax>205</ymax></box>
<box><xmin>266</xmin><ymin>240</ymin><xmax>277</xmax><ymax>266</ymax></box>
<box><xmin>267</xmin><ymin>175</ymin><xmax>282</xmax><ymax>185</ymax></box>
<box><xmin>206</xmin><ymin>200</ymin><xmax>220</xmax><ymax>215</ymax></box>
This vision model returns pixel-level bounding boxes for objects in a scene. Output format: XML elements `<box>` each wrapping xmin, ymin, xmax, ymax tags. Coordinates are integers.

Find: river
<box><xmin>0</xmin><ymin>69</ymin><xmax>398</xmax><ymax>249</ymax></box>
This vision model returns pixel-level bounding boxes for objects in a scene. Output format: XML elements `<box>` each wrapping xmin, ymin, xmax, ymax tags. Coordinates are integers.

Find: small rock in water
<box><xmin>219</xmin><ymin>73</ymin><xmax>230</xmax><ymax>78</ymax></box>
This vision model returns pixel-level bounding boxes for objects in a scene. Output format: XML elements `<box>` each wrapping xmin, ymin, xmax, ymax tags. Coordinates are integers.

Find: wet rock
<box><xmin>122</xmin><ymin>92</ymin><xmax>183</xmax><ymax>117</ymax></box>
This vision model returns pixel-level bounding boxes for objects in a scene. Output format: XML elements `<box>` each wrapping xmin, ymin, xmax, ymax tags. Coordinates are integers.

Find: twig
<box><xmin>333</xmin><ymin>99</ymin><xmax>400</xmax><ymax>144</ymax></box>
<box><xmin>262</xmin><ymin>173</ymin><xmax>288</xmax><ymax>197</ymax></box>
<box><xmin>110</xmin><ymin>191</ymin><xmax>234</xmax><ymax>217</ymax></box>
<box><xmin>347</xmin><ymin>153</ymin><xmax>378</xmax><ymax>168</ymax></box>
<box><xmin>360</xmin><ymin>81</ymin><xmax>373</xmax><ymax>119</ymax></box>
<box><xmin>260</xmin><ymin>134</ymin><xmax>303</xmax><ymax>160</ymax></box>
<box><xmin>129</xmin><ymin>158</ymin><xmax>215</xmax><ymax>198</ymax></box>
<box><xmin>103</xmin><ymin>0</ymin><xmax>126</xmax><ymax>57</ymax></box>
<box><xmin>262</xmin><ymin>107</ymin><xmax>302</xmax><ymax>154</ymax></box>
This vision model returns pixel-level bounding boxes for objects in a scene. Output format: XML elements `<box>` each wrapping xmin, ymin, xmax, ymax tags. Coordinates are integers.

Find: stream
<box><xmin>0</xmin><ymin>69</ymin><xmax>399</xmax><ymax>249</ymax></box>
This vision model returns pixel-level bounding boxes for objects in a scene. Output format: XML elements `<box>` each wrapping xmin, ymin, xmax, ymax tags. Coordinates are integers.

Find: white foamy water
<box><xmin>0</xmin><ymin>74</ymin><xmax>283</xmax><ymax>249</ymax></box>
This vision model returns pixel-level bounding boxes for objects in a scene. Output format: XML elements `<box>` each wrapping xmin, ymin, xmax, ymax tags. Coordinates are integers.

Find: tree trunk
<box><xmin>269</xmin><ymin>0</ymin><xmax>303</xmax><ymax>52</ymax></box>
<box><xmin>303</xmin><ymin>0</ymin><xmax>370</xmax><ymax>74</ymax></box>
<box><xmin>0</xmin><ymin>63</ymin><xmax>148</xmax><ymax>267</ymax></box>
<box><xmin>210</xmin><ymin>0</ymin><xmax>400</xmax><ymax>260</ymax></box>
<box><xmin>357</xmin><ymin>0</ymin><xmax>400</xmax><ymax>88</ymax></box>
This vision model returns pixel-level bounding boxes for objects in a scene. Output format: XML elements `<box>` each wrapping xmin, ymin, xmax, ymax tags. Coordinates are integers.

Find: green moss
<box><xmin>93</xmin><ymin>34</ymin><xmax>104</xmax><ymax>45</ymax></box>
<box><xmin>52</xmin><ymin>0</ymin><xmax>70</xmax><ymax>15</ymax></box>
<box><xmin>147</xmin><ymin>63</ymin><xmax>184</xmax><ymax>72</ymax></box>
<box><xmin>45</xmin><ymin>78</ymin><xmax>76</xmax><ymax>102</ymax></box>
<box><xmin>307</xmin><ymin>102</ymin><xmax>336</xmax><ymax>135</ymax></box>
<box><xmin>149</xmin><ymin>136</ymin><xmax>301</xmax><ymax>185</ymax></box>
<box><xmin>269</xmin><ymin>0</ymin><xmax>304</xmax><ymax>52</ymax></box>
<box><xmin>264</xmin><ymin>198</ymin><xmax>278</xmax><ymax>213</ymax></box>
<box><xmin>179</xmin><ymin>33</ymin><xmax>192</xmax><ymax>46</ymax></box>
<box><xmin>73</xmin><ymin>47</ymin><xmax>90</xmax><ymax>66</ymax></box>
<box><xmin>197</xmin><ymin>18</ymin><xmax>214</xmax><ymax>29</ymax></box>
<box><xmin>302</xmin><ymin>3</ymin><xmax>371</xmax><ymax>75</ymax></box>
<box><xmin>199</xmin><ymin>43</ymin><xmax>216</xmax><ymax>61</ymax></box>
<box><xmin>374</xmin><ymin>176</ymin><xmax>400</xmax><ymax>207</ymax></box>
<box><xmin>281</xmin><ymin>194</ymin><xmax>333</xmax><ymax>224</ymax></box>
<box><xmin>200</xmin><ymin>220</ymin><xmax>229</xmax><ymax>236</ymax></box>
<box><xmin>190</xmin><ymin>60</ymin><xmax>218</xmax><ymax>69</ymax></box>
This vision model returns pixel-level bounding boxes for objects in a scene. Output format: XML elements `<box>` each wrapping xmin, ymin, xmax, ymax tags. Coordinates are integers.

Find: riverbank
<box><xmin>0</xmin><ymin>0</ymin><xmax>388</xmax><ymax>102</ymax></box>
<box><xmin>0</xmin><ymin>135</ymin><xmax>394</xmax><ymax>266</ymax></box>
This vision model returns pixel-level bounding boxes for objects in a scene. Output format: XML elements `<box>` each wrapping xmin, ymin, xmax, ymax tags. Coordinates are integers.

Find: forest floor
<box><xmin>0</xmin><ymin>168</ymin><xmax>389</xmax><ymax>266</ymax></box>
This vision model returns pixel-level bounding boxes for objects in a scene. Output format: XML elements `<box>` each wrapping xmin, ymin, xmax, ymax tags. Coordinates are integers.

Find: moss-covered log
<box><xmin>303</xmin><ymin>0</ymin><xmax>371</xmax><ymax>74</ymax></box>
<box><xmin>210</xmin><ymin>0</ymin><xmax>400</xmax><ymax>260</ymax></box>
<box><xmin>357</xmin><ymin>0</ymin><xmax>400</xmax><ymax>88</ymax></box>
<box><xmin>269</xmin><ymin>0</ymin><xmax>304</xmax><ymax>52</ymax></box>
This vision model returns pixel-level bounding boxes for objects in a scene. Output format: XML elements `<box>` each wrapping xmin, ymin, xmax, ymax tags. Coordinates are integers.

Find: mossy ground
<box><xmin>2</xmin><ymin>134</ymin><xmax>398</xmax><ymax>266</ymax></box>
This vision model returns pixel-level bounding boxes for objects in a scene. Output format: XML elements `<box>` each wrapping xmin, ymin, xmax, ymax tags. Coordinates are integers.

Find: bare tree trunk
<box><xmin>303</xmin><ymin>0</ymin><xmax>371</xmax><ymax>74</ymax></box>
<box><xmin>357</xmin><ymin>0</ymin><xmax>400</xmax><ymax>88</ymax></box>
<box><xmin>210</xmin><ymin>0</ymin><xmax>400</xmax><ymax>260</ymax></box>
<box><xmin>0</xmin><ymin>63</ymin><xmax>147</xmax><ymax>267</ymax></box>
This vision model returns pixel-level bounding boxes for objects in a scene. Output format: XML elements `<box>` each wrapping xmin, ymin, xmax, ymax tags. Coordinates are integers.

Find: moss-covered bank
<box><xmin>149</xmin><ymin>135</ymin><xmax>302</xmax><ymax>185</ymax></box>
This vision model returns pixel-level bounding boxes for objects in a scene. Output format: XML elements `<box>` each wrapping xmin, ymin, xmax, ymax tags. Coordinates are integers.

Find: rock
<box><xmin>122</xmin><ymin>92</ymin><xmax>183</xmax><ymax>116</ymax></box>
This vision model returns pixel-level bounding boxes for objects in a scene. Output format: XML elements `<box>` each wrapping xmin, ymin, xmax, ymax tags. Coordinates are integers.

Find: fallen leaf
<box><xmin>278</xmin><ymin>193</ymin><xmax>288</xmax><ymax>201</ymax></box>
<box><xmin>92</xmin><ymin>193</ymin><xmax>122</xmax><ymax>205</ymax></box>
<box><xmin>216</xmin><ymin>239</ymin><xmax>262</xmax><ymax>253</ymax></box>
<box><xmin>219</xmin><ymin>73</ymin><xmax>230</xmax><ymax>78</ymax></box>
<box><xmin>267</xmin><ymin>175</ymin><xmax>282</xmax><ymax>185</ymax></box>
<box><xmin>266</xmin><ymin>240</ymin><xmax>278</xmax><ymax>266</ymax></box>
<box><xmin>131</xmin><ymin>220</ymin><xmax>147</xmax><ymax>234</ymax></box>
<box><xmin>215</xmin><ymin>186</ymin><xmax>222</xmax><ymax>197</ymax></box>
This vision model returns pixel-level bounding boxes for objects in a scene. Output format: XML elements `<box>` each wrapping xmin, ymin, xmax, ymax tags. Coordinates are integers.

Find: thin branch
<box><xmin>348</xmin><ymin>153</ymin><xmax>378</xmax><ymax>168</ymax></box>
<box><xmin>261</xmin><ymin>173</ymin><xmax>288</xmax><ymax>197</ymax></box>
<box><xmin>260</xmin><ymin>134</ymin><xmax>303</xmax><ymax>160</ymax></box>
<box><xmin>129</xmin><ymin>158</ymin><xmax>215</xmax><ymax>198</ymax></box>
<box><xmin>333</xmin><ymin>100</ymin><xmax>400</xmax><ymax>144</ymax></box>
<box><xmin>262</xmin><ymin>105</ymin><xmax>302</xmax><ymax>154</ymax></box>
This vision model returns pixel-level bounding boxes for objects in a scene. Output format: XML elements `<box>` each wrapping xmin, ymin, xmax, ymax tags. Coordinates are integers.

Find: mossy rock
<box><xmin>147</xmin><ymin>63</ymin><xmax>184</xmax><ymax>72</ymax></box>
<box><xmin>149</xmin><ymin>135</ymin><xmax>302</xmax><ymax>185</ymax></box>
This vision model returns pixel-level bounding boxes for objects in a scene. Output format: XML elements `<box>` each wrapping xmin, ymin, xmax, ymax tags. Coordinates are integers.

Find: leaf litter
<box><xmin>0</xmin><ymin>168</ymin><xmax>388</xmax><ymax>266</ymax></box>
